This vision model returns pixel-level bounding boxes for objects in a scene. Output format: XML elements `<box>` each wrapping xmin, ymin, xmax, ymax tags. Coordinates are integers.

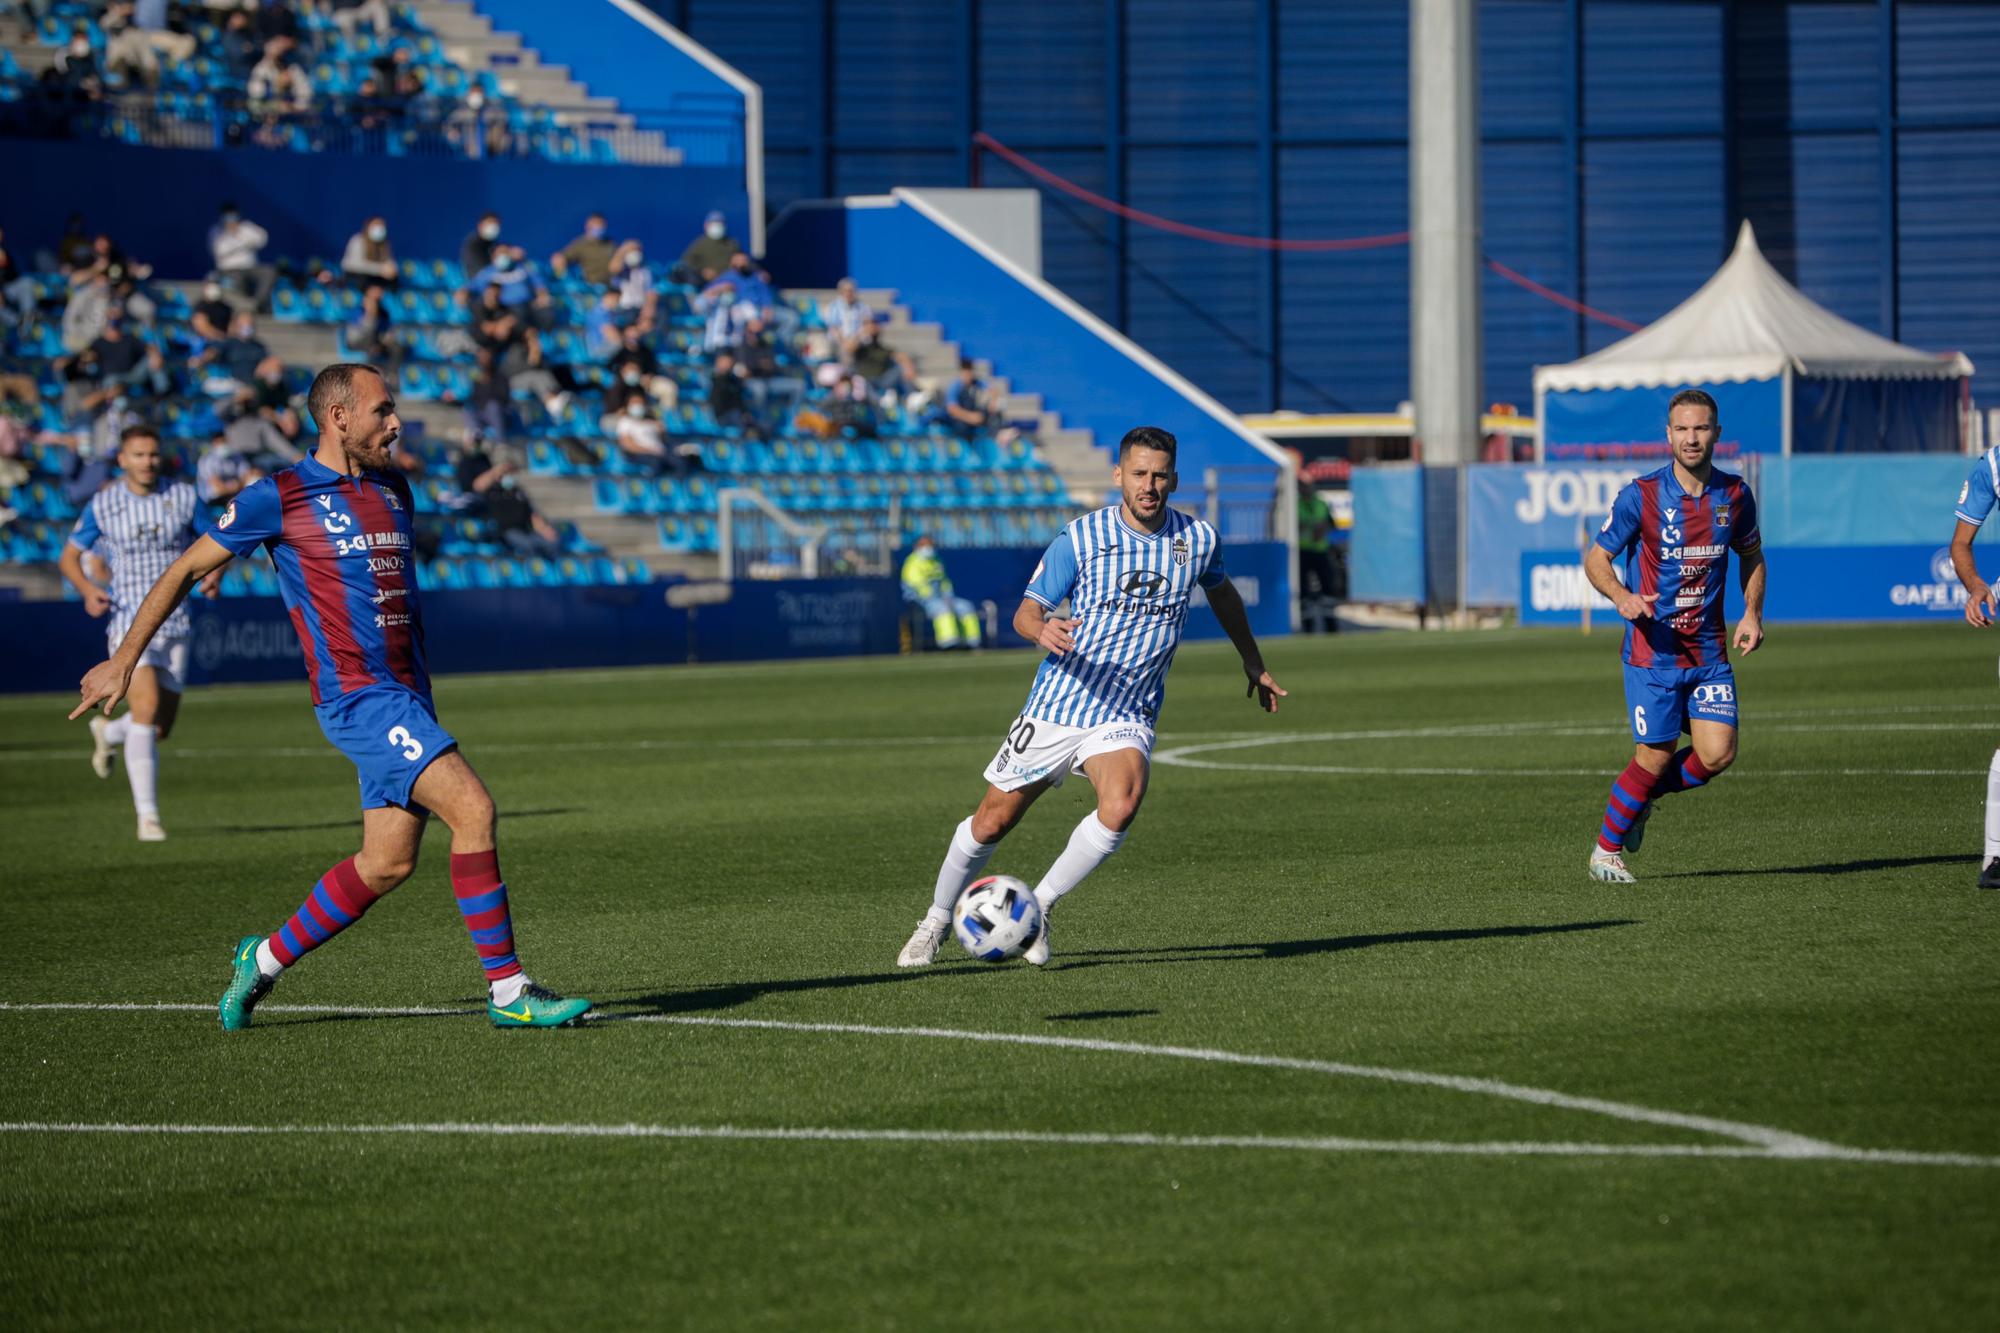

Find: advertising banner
<box><xmin>1467</xmin><ymin>463</ymin><xmax>1644</xmax><ymax>606</ymax></box>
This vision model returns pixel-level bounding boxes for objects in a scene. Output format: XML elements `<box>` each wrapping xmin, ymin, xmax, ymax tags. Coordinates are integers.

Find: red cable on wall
<box><xmin>972</xmin><ymin>131</ymin><xmax>1643</xmax><ymax>332</ymax></box>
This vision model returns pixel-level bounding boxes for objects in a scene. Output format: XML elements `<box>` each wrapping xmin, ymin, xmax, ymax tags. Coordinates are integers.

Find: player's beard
<box><xmin>346</xmin><ymin>431</ymin><xmax>397</xmax><ymax>473</ymax></box>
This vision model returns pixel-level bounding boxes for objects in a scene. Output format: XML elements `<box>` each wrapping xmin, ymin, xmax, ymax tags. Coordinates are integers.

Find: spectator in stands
<box><xmin>55</xmin><ymin>26</ymin><xmax>105</xmax><ymax>102</ymax></box>
<box><xmin>470</xmin><ymin>284</ymin><xmax>525</xmax><ymax>365</ymax></box>
<box><xmin>453</xmin><ymin>446</ymin><xmax>564</xmax><ymax>560</ymax></box>
<box><xmin>59</xmin><ymin>346</ymin><xmax>108</xmax><ymax>427</ymax></box>
<box><xmin>609</xmin><ymin>389</ymin><xmax>682</xmax><ymax>476</ymax></box>
<box><xmin>512</xmin><ymin>332</ymin><xmax>579</xmax><ymax>423</ymax></box>
<box><xmin>62</xmin><ymin>265</ymin><xmax>114</xmax><ymax>355</ymax></box>
<box><xmin>446</xmin><ymin>87</ymin><xmax>507</xmax><ymax>159</ymax></box>
<box><xmin>247</xmin><ymin>36</ymin><xmax>312</xmax><ymax>118</ymax></box>
<box><xmin>820</xmin><ymin>368</ymin><xmax>879</xmax><ymax>440</ymax></box>
<box><xmin>708</xmin><ymin>251</ymin><xmax>798</xmax><ymax>341</ymax></box>
<box><xmin>698</xmin><ymin>287</ymin><xmax>755</xmax><ymax>355</ymax></box>
<box><xmin>344</xmin><ymin>283</ymin><xmax>404</xmax><ymax>379</ymax></box>
<box><xmin>56</xmin><ymin>215</ymin><xmax>96</xmax><ymax>274</ymax></box>
<box><xmin>851</xmin><ymin>320</ymin><xmax>917</xmax><ymax>400</ymax></box>
<box><xmin>190</xmin><ymin>281</ymin><xmax>234</xmax><ymax>344</ymax></box>
<box><xmin>609</xmin><ymin>327</ymin><xmax>677</xmax><ymax>413</ymax></box>
<box><xmin>349</xmin><ymin>75</ymin><xmax>399</xmax><ymax>139</ymax></box>
<box><xmin>820</xmin><ymin>277</ymin><xmax>871</xmax><ymax>356</ymax></box>
<box><xmin>583</xmin><ymin>289</ymin><xmax>622</xmax><ymax>360</ymax></box>
<box><xmin>338</xmin><ymin>217</ymin><xmax>399</xmax><ymax>289</ymax></box>
<box><xmin>674</xmin><ymin>210</ymin><xmax>739</xmax><ymax>286</ymax></box>
<box><xmin>129</xmin><ymin>0</ymin><xmax>198</xmax><ymax>62</ymax></box>
<box><xmin>736</xmin><ymin>318</ymin><xmax>805</xmax><ymax>426</ymax></box>
<box><xmin>196</xmin><ymin>432</ymin><xmax>263</xmax><ymax>506</ymax></box>
<box><xmin>103</xmin><ymin>4</ymin><xmax>164</xmax><ymax>88</ymax></box>
<box><xmin>943</xmin><ymin>358</ymin><xmax>996</xmax><ymax>440</ymax></box>
<box><xmin>0</xmin><ymin>228</ymin><xmax>36</xmax><ymax>330</ymax></box>
<box><xmin>466</xmin><ymin>249</ymin><xmax>556</xmax><ymax>331</ymax></box>
<box><xmin>90</xmin><ymin>311</ymin><xmax>171</xmax><ymax>401</ymax></box>
<box><xmin>461</xmin><ymin>212</ymin><xmax>502</xmax><ymax>280</ymax></box>
<box><xmin>207</xmin><ymin>202</ymin><xmax>275</xmax><ymax>310</ymax></box>
<box><xmin>708</xmin><ymin>351</ymin><xmax>749</xmax><ymax>434</ymax></box>
<box><xmin>551</xmin><ymin>213</ymin><xmax>616</xmax><ymax>286</ymax></box>
<box><xmin>463</xmin><ymin>347</ymin><xmax>512</xmax><ymax>445</ymax></box>
<box><xmin>217</xmin><ymin>10</ymin><xmax>258</xmax><ymax>78</ymax></box>
<box><xmin>194</xmin><ymin>310</ymin><xmax>269</xmax><ymax>396</ymax></box>
<box><xmin>610</xmin><ymin>241</ymin><xmax>658</xmax><ymax>331</ymax></box>
<box><xmin>330</xmin><ymin>0</ymin><xmax>395</xmax><ymax>40</ymax></box>
<box><xmin>253</xmin><ymin>0</ymin><xmax>303</xmax><ymax>43</ymax></box>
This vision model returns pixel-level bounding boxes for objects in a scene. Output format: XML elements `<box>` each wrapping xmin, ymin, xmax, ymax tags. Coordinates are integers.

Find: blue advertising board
<box><xmin>1467</xmin><ymin>463</ymin><xmax>1644</xmax><ymax>606</ymax></box>
<box><xmin>1541</xmin><ymin>379</ymin><xmax>1783</xmax><ymax>462</ymax></box>
<box><xmin>1520</xmin><ymin>544</ymin><xmax>1994</xmax><ymax>626</ymax></box>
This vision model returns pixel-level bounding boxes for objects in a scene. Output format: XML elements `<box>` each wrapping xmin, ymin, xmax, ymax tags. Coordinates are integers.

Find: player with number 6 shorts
<box><xmin>70</xmin><ymin>364</ymin><xmax>591</xmax><ymax>1031</ymax></box>
<box><xmin>895</xmin><ymin>426</ymin><xmax>1288</xmax><ymax>969</ymax></box>
<box><xmin>1581</xmin><ymin>388</ymin><xmax>1767</xmax><ymax>884</ymax></box>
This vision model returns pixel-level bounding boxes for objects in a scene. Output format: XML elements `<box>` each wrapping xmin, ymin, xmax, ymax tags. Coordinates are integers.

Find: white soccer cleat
<box><xmin>88</xmin><ymin>716</ymin><xmax>115</xmax><ymax>779</ymax></box>
<box><xmin>1023</xmin><ymin>905</ymin><xmax>1053</xmax><ymax>966</ymax></box>
<box><xmin>1588</xmin><ymin>847</ymin><xmax>1634</xmax><ymax>884</ymax></box>
<box><xmin>897</xmin><ymin>914</ymin><xmax>948</xmax><ymax>967</ymax></box>
<box><xmin>137</xmin><ymin>816</ymin><xmax>167</xmax><ymax>842</ymax></box>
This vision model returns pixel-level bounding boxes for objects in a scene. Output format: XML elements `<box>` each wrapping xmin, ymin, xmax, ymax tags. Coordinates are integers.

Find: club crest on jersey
<box><xmin>1715</xmin><ymin>505</ymin><xmax>1730</xmax><ymax>526</ymax></box>
<box><xmin>376</xmin><ymin>483</ymin><xmax>402</xmax><ymax>510</ymax></box>
<box><xmin>1171</xmin><ymin>535</ymin><xmax>1189</xmax><ymax>567</ymax></box>
<box><xmin>1960</xmin><ymin>481</ymin><xmax>1971</xmax><ymax>505</ymax></box>
<box><xmin>218</xmin><ymin>501</ymin><xmax>237</xmax><ymax>530</ymax></box>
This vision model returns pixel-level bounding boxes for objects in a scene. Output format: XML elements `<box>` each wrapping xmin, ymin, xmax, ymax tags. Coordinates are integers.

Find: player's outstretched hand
<box><xmin>1038</xmin><ymin>616</ymin><xmax>1078</xmax><ymax>656</ymax></box>
<box><xmin>1617</xmin><ymin>591</ymin><xmax>1658</xmax><ymax>622</ymax></box>
<box><xmin>199</xmin><ymin>569</ymin><xmax>224</xmax><ymax>600</ymax></box>
<box><xmin>1732</xmin><ymin>615</ymin><xmax>1764</xmax><ymax>656</ymax></box>
<box><xmin>81</xmin><ymin>586</ymin><xmax>111</xmax><ymax>618</ymax></box>
<box><xmin>1967</xmin><ymin>582</ymin><xmax>1997</xmax><ymax>628</ymax></box>
<box><xmin>1245</xmin><ymin>667</ymin><xmax>1288</xmax><ymax>714</ymax></box>
<box><xmin>69</xmin><ymin>658</ymin><xmax>132</xmax><ymax>721</ymax></box>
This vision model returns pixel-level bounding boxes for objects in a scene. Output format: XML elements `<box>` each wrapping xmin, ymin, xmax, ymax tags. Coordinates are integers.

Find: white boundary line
<box><xmin>2</xmin><ymin>1000</ymin><xmax>1956</xmax><ymax>1164</ymax></box>
<box><xmin>1</xmin><ymin>1120</ymin><xmax>1992</xmax><ymax>1166</ymax></box>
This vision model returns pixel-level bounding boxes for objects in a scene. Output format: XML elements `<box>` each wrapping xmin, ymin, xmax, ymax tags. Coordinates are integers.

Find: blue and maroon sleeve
<box><xmin>1730</xmin><ymin>483</ymin><xmax>1761</xmax><ymax>554</ymax></box>
<box><xmin>1956</xmin><ymin>451</ymin><xmax>2000</xmax><ymax>528</ymax></box>
<box><xmin>1593</xmin><ymin>481</ymin><xmax>1644</xmax><ymax>557</ymax></box>
<box><xmin>206</xmin><ymin>475</ymin><xmax>283</xmax><ymax>556</ymax></box>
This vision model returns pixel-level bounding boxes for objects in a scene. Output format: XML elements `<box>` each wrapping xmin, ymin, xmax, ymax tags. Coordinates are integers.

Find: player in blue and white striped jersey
<box><xmin>897</xmin><ymin>426</ymin><xmax>1287</xmax><ymax>968</ymax></box>
<box><xmin>58</xmin><ymin>425</ymin><xmax>221</xmax><ymax>841</ymax></box>
<box><xmin>1948</xmin><ymin>443</ymin><xmax>2000</xmax><ymax>888</ymax></box>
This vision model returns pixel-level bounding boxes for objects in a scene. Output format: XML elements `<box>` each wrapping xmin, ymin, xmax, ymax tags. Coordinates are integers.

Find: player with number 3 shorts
<box><xmin>1581</xmin><ymin>388</ymin><xmax>1768</xmax><ymax>885</ymax></box>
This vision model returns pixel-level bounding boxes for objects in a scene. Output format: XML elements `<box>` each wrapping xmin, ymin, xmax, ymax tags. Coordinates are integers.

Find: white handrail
<box><xmin>716</xmin><ymin>487</ymin><xmax>828</xmax><ymax>580</ymax></box>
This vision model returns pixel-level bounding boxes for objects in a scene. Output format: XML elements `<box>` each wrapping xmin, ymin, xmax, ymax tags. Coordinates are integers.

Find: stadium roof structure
<box><xmin>1534</xmin><ymin>221</ymin><xmax>1974</xmax><ymax>392</ymax></box>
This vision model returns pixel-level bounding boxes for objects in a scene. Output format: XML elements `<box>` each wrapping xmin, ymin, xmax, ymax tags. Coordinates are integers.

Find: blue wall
<box><xmin>769</xmin><ymin>197</ymin><xmax>1283</xmax><ymax>485</ymax></box>
<box><xmin>0</xmin><ymin>138</ymin><xmax>747</xmax><ymax>280</ymax></box>
<box><xmin>639</xmin><ymin>0</ymin><xmax>2000</xmax><ymax>415</ymax></box>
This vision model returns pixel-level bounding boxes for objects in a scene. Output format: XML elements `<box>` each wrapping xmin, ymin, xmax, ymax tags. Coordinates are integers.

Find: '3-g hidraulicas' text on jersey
<box><xmin>1019</xmin><ymin>505</ymin><xmax>1226</xmax><ymax>726</ymax></box>
<box><xmin>205</xmin><ymin>457</ymin><xmax>429</xmax><ymax>703</ymax></box>
<box><xmin>1594</xmin><ymin>465</ymin><xmax>1760</xmax><ymax>669</ymax></box>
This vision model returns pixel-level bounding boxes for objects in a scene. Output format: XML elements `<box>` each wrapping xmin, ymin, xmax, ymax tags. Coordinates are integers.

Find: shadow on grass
<box><xmin>1649</xmin><ymin>854</ymin><xmax>1976</xmax><ymax>880</ymax></box>
<box><xmin>206</xmin><ymin>807</ymin><xmax>579</xmax><ymax>835</ymax></box>
<box><xmin>1045</xmin><ymin>1009</ymin><xmax>1160</xmax><ymax>1023</ymax></box>
<box><xmin>609</xmin><ymin>918</ymin><xmax>1639</xmax><ymax>1016</ymax></box>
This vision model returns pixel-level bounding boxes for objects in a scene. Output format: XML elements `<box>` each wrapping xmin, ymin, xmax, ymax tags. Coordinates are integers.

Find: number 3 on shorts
<box><xmin>1633</xmin><ymin>705</ymin><xmax>1648</xmax><ymax>738</ymax></box>
<box><xmin>387</xmin><ymin>725</ymin><xmax>424</xmax><ymax>762</ymax></box>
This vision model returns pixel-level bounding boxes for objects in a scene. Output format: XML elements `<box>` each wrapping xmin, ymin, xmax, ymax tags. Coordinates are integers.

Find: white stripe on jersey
<box><xmin>1020</xmin><ymin>506</ymin><xmax>1220</xmax><ymax>728</ymax></box>
<box><xmin>78</xmin><ymin>482</ymin><xmax>203</xmax><ymax>645</ymax></box>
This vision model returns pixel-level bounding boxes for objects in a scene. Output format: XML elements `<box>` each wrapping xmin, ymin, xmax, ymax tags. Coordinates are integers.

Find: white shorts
<box><xmin>121</xmin><ymin>635</ymin><xmax>189</xmax><ymax>694</ymax></box>
<box><xmin>981</xmin><ymin>714</ymin><xmax>1155</xmax><ymax>792</ymax></box>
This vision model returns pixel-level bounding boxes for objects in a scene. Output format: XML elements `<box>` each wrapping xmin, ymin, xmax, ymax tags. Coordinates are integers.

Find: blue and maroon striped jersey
<box><xmin>206</xmin><ymin>456</ymin><xmax>429</xmax><ymax>704</ymax></box>
<box><xmin>1593</xmin><ymin>465</ymin><xmax>1760</xmax><ymax>669</ymax></box>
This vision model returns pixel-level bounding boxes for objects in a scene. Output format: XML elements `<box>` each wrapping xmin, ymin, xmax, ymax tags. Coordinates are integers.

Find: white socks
<box><xmin>929</xmin><ymin>817</ymin><xmax>997</xmax><ymax>919</ymax></box>
<box><xmin>102</xmin><ymin>716</ymin><xmax>131</xmax><ymax>745</ymax></box>
<box><xmin>491</xmin><ymin>972</ymin><xmax>531</xmax><ymax>1007</ymax></box>
<box><xmin>123</xmin><ymin>723</ymin><xmax>159</xmax><ymax>820</ymax></box>
<box><xmin>254</xmin><ymin>938</ymin><xmax>285</xmax><ymax>979</ymax></box>
<box><xmin>1034</xmin><ymin>813</ymin><xmax>1127</xmax><ymax>912</ymax></box>
<box><xmin>1985</xmin><ymin>750</ymin><xmax>2000</xmax><ymax>862</ymax></box>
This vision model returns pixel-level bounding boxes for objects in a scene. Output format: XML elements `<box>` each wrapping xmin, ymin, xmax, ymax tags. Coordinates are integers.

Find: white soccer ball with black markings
<box><xmin>953</xmin><ymin>875</ymin><xmax>1042</xmax><ymax>962</ymax></box>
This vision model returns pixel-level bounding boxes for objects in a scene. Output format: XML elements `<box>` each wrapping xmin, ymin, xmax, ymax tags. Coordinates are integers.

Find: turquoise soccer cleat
<box><xmin>488</xmin><ymin>982</ymin><xmax>592</xmax><ymax>1029</ymax></box>
<box><xmin>218</xmin><ymin>934</ymin><xmax>276</xmax><ymax>1031</ymax></box>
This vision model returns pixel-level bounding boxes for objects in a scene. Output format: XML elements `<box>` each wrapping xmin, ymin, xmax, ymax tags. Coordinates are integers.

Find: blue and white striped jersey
<box><xmin>1018</xmin><ymin>505</ymin><xmax>1227</xmax><ymax>727</ymax></box>
<box><xmin>1955</xmin><ymin>447</ymin><xmax>2000</xmax><ymax>528</ymax></box>
<box><xmin>67</xmin><ymin>480</ymin><xmax>204</xmax><ymax>644</ymax></box>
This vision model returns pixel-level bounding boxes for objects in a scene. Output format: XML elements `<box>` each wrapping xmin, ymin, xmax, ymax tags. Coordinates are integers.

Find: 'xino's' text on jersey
<box><xmin>1019</xmin><ymin>505</ymin><xmax>1226</xmax><ymax>726</ymax></box>
<box><xmin>67</xmin><ymin>480</ymin><xmax>205</xmax><ymax>646</ymax></box>
<box><xmin>1594</xmin><ymin>465</ymin><xmax>1760</xmax><ymax>668</ymax></box>
<box><xmin>205</xmin><ymin>457</ymin><xmax>429</xmax><ymax>703</ymax></box>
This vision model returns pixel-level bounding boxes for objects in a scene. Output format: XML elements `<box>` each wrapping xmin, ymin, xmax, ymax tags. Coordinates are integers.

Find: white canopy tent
<box><xmin>1535</xmin><ymin>221</ymin><xmax>1973</xmax><ymax>457</ymax></box>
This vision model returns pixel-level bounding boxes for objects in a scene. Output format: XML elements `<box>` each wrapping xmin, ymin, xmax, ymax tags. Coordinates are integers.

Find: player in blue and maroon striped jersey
<box><xmin>69</xmin><ymin>364</ymin><xmax>591</xmax><ymax>1030</ymax></box>
<box><xmin>1581</xmin><ymin>388</ymin><xmax>1768</xmax><ymax>884</ymax></box>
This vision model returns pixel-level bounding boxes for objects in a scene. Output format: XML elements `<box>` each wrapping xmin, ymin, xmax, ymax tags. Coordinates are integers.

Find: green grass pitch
<box><xmin>3</xmin><ymin>623</ymin><xmax>1997</xmax><ymax>1329</ymax></box>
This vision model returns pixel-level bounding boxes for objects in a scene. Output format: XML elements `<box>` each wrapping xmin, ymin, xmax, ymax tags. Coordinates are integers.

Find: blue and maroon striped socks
<box><xmin>265</xmin><ymin>857</ymin><xmax>382</xmax><ymax>970</ymax></box>
<box><xmin>1597</xmin><ymin>760</ymin><xmax>1663</xmax><ymax>853</ymax></box>
<box><xmin>451</xmin><ymin>850</ymin><xmax>524</xmax><ymax>990</ymax></box>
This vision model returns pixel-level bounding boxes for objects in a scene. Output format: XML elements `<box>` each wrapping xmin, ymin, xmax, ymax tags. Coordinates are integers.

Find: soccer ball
<box><xmin>953</xmin><ymin>875</ymin><xmax>1043</xmax><ymax>962</ymax></box>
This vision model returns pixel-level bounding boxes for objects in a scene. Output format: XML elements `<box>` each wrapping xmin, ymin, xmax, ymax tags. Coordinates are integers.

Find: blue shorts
<box><xmin>1622</xmin><ymin>662</ymin><xmax>1738</xmax><ymax>744</ymax></box>
<box><xmin>314</xmin><ymin>683</ymin><xmax>456</xmax><ymax>811</ymax></box>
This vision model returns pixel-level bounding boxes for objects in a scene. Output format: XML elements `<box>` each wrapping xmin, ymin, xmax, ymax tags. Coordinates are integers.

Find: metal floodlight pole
<box><xmin>1410</xmin><ymin>0</ymin><xmax>1483</xmax><ymax>471</ymax></box>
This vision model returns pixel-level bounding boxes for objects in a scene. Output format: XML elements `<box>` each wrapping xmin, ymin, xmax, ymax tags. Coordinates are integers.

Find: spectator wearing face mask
<box><xmin>339</xmin><ymin>217</ymin><xmax>399</xmax><ymax>290</ymax></box>
<box><xmin>90</xmin><ymin>309</ymin><xmax>171</xmax><ymax>401</ymax></box>
<box><xmin>608</xmin><ymin>327</ymin><xmax>678</xmax><ymax>414</ymax></box>
<box><xmin>461</xmin><ymin>212</ymin><xmax>502</xmax><ymax>279</ymax></box>
<box><xmin>551</xmin><ymin>213</ymin><xmax>616</xmax><ymax>286</ymax></box>
<box><xmin>675</xmin><ymin>210</ymin><xmax>739</xmax><ymax>286</ymax></box>
<box><xmin>207</xmin><ymin>202</ymin><xmax>274</xmax><ymax>310</ymax></box>
<box><xmin>608</xmin><ymin>389</ymin><xmax>686</xmax><ymax>476</ymax></box>
<box><xmin>466</xmin><ymin>248</ymin><xmax>556</xmax><ymax>332</ymax></box>
<box><xmin>191</xmin><ymin>281</ymin><xmax>235</xmax><ymax>344</ymax></box>
<box><xmin>609</xmin><ymin>241</ymin><xmax>658</xmax><ymax>332</ymax></box>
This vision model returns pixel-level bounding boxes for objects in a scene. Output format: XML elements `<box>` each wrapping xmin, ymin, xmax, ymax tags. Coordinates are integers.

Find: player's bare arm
<box><xmin>1949</xmin><ymin>520</ymin><xmax>1994</xmax><ymax>627</ymax></box>
<box><xmin>1204</xmin><ymin>577</ymin><xmax>1286</xmax><ymax>713</ymax></box>
<box><xmin>57</xmin><ymin>540</ymin><xmax>111</xmax><ymax>618</ymax></box>
<box><xmin>1014</xmin><ymin>597</ymin><xmax>1076</xmax><ymax>656</ymax></box>
<box><xmin>1584</xmin><ymin>544</ymin><xmax>1656</xmax><ymax>621</ymax></box>
<box><xmin>1734</xmin><ymin>547</ymin><xmax>1767</xmax><ymax>655</ymax></box>
<box><xmin>70</xmin><ymin>534</ymin><xmax>236</xmax><ymax>719</ymax></box>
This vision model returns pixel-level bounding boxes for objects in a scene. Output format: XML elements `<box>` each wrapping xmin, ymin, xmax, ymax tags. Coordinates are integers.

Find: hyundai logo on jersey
<box><xmin>1118</xmin><ymin>570</ymin><xmax>1168</xmax><ymax>599</ymax></box>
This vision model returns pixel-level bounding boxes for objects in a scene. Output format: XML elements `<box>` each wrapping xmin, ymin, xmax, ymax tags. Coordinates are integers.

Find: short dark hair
<box><xmin>1119</xmin><ymin>425</ymin><xmax>1178</xmax><ymax>466</ymax></box>
<box><xmin>1667</xmin><ymin>388</ymin><xmax>1719</xmax><ymax>426</ymax></box>
<box><xmin>307</xmin><ymin>362</ymin><xmax>384</xmax><ymax>433</ymax></box>
<box><xmin>117</xmin><ymin>423</ymin><xmax>161</xmax><ymax>449</ymax></box>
